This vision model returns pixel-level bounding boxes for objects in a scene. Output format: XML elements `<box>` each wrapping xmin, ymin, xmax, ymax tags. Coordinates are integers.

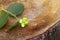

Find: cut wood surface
<box><xmin>0</xmin><ymin>0</ymin><xmax>60</xmax><ymax>40</ymax></box>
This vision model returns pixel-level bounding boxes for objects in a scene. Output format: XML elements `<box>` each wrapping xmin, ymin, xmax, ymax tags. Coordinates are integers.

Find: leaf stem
<box><xmin>2</xmin><ymin>9</ymin><xmax>19</xmax><ymax>21</ymax></box>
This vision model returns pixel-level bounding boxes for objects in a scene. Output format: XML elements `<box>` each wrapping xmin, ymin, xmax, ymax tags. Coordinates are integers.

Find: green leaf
<box><xmin>7</xmin><ymin>2</ymin><xmax>24</xmax><ymax>16</ymax></box>
<box><xmin>7</xmin><ymin>22</ymin><xmax>18</xmax><ymax>31</ymax></box>
<box><xmin>0</xmin><ymin>10</ymin><xmax>8</xmax><ymax>28</ymax></box>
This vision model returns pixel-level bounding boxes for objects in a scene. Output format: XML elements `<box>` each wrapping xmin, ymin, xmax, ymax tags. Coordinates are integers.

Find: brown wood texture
<box><xmin>0</xmin><ymin>0</ymin><xmax>60</xmax><ymax>40</ymax></box>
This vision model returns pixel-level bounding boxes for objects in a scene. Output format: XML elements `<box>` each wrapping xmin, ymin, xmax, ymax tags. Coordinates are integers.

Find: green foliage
<box><xmin>7</xmin><ymin>2</ymin><xmax>24</xmax><ymax>16</ymax></box>
<box><xmin>0</xmin><ymin>2</ymin><xmax>28</xmax><ymax>30</ymax></box>
<box><xmin>7</xmin><ymin>22</ymin><xmax>18</xmax><ymax>31</ymax></box>
<box><xmin>0</xmin><ymin>10</ymin><xmax>8</xmax><ymax>28</ymax></box>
